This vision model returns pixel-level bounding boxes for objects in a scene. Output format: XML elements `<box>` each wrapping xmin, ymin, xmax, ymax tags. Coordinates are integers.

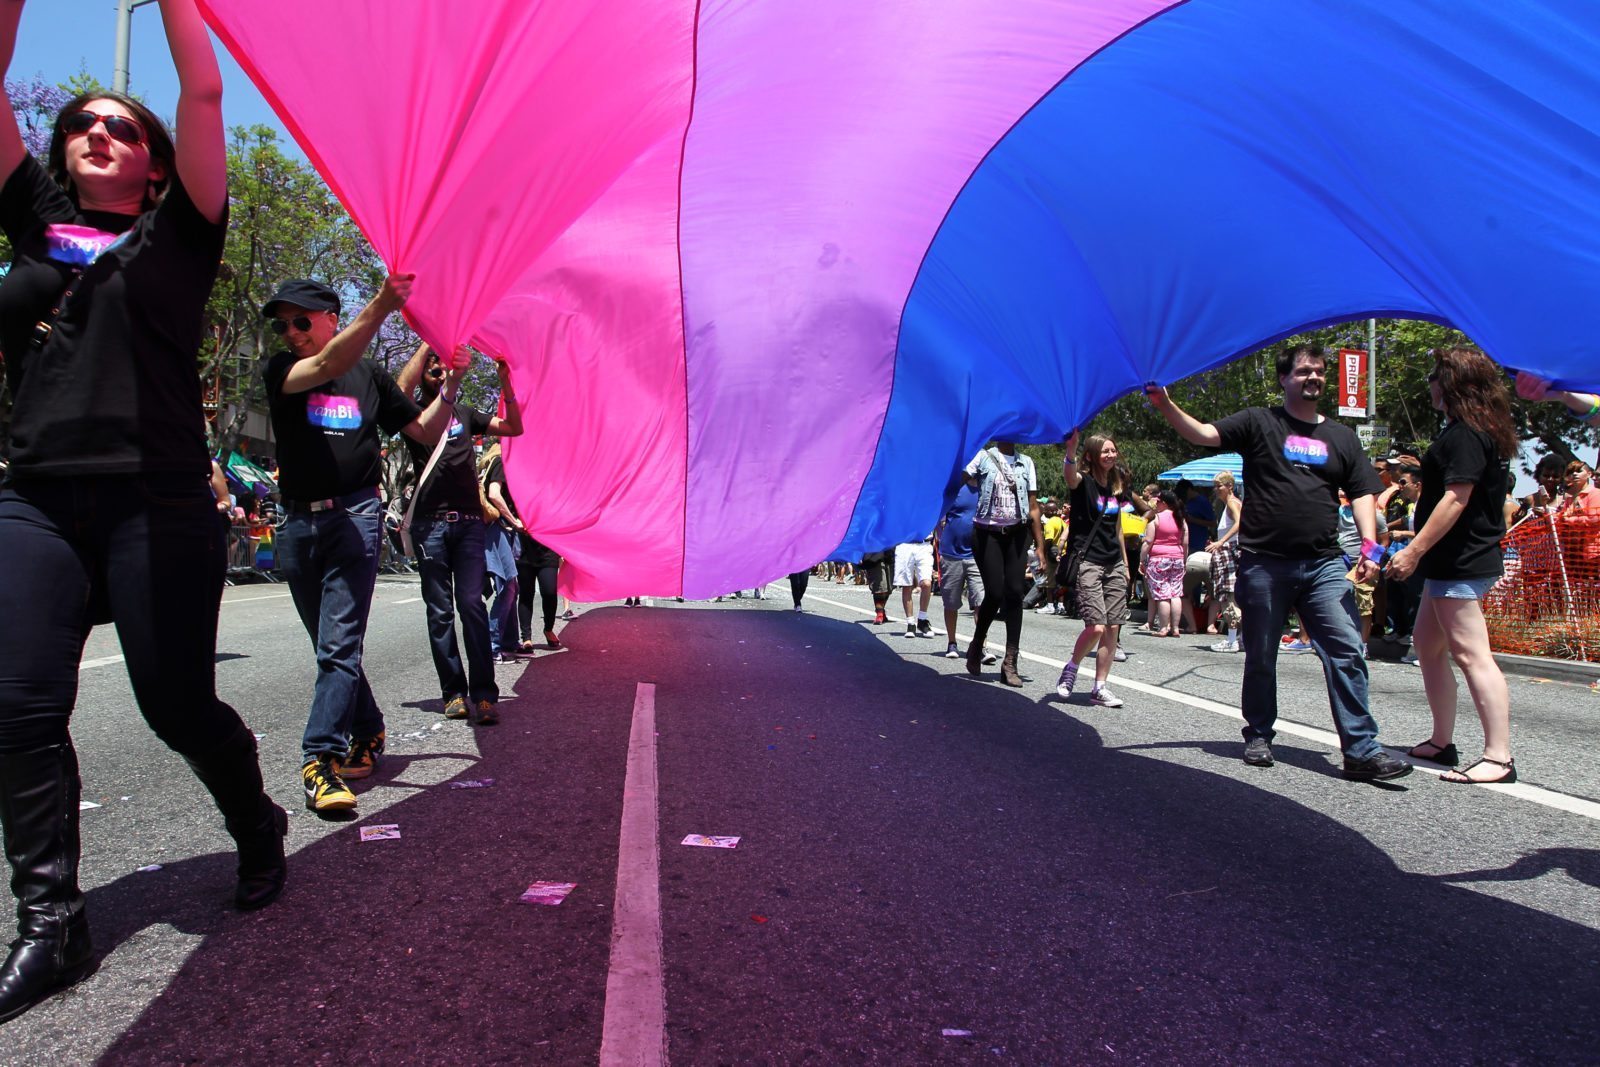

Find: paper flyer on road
<box><xmin>682</xmin><ymin>835</ymin><xmax>741</xmax><ymax>849</ymax></box>
<box><xmin>521</xmin><ymin>882</ymin><xmax>577</xmax><ymax>906</ymax></box>
<box><xmin>360</xmin><ymin>825</ymin><xmax>401</xmax><ymax>841</ymax></box>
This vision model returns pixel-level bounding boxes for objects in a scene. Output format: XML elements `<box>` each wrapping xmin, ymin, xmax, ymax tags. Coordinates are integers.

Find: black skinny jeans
<box><xmin>0</xmin><ymin>475</ymin><xmax>246</xmax><ymax>755</ymax></box>
<box><xmin>972</xmin><ymin>522</ymin><xmax>1030</xmax><ymax>648</ymax></box>
<box><xmin>516</xmin><ymin>562</ymin><xmax>559</xmax><ymax>639</ymax></box>
<box><xmin>789</xmin><ymin>571</ymin><xmax>809</xmax><ymax>607</ymax></box>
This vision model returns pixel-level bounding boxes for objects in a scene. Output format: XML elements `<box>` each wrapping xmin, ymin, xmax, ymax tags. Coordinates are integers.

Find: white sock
<box><xmin>1228</xmin><ymin>627</ymin><xmax>1238</xmax><ymax>644</ymax></box>
<box><xmin>916</xmin><ymin>611</ymin><xmax>928</xmax><ymax>622</ymax></box>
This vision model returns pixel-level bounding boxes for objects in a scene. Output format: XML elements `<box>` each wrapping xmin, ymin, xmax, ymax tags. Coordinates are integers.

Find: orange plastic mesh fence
<box><xmin>1483</xmin><ymin>510</ymin><xmax>1600</xmax><ymax>662</ymax></box>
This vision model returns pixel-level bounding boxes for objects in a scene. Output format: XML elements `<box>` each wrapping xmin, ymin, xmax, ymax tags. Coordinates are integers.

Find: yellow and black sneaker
<box><xmin>443</xmin><ymin>696</ymin><xmax>469</xmax><ymax>720</ymax></box>
<box><xmin>302</xmin><ymin>755</ymin><xmax>357</xmax><ymax>813</ymax></box>
<box><xmin>342</xmin><ymin>732</ymin><xmax>386</xmax><ymax>780</ymax></box>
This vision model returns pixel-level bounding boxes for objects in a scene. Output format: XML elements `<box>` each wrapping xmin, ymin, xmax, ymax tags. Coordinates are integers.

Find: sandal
<box><xmin>1405</xmin><ymin>740</ymin><xmax>1460</xmax><ymax>766</ymax></box>
<box><xmin>1440</xmin><ymin>756</ymin><xmax>1516</xmax><ymax>785</ymax></box>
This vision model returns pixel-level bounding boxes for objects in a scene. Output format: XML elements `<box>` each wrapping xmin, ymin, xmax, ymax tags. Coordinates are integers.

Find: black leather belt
<box><xmin>284</xmin><ymin>487</ymin><xmax>380</xmax><ymax>514</ymax></box>
<box><xmin>419</xmin><ymin>510</ymin><xmax>465</xmax><ymax>523</ymax></box>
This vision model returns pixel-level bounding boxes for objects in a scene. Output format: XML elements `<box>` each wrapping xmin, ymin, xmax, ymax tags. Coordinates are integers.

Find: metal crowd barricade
<box><xmin>224</xmin><ymin>518</ymin><xmax>281</xmax><ymax>585</ymax></box>
<box><xmin>1483</xmin><ymin>510</ymin><xmax>1600</xmax><ymax>662</ymax></box>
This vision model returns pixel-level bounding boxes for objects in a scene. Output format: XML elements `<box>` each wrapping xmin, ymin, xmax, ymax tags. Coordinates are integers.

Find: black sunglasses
<box><xmin>60</xmin><ymin>109</ymin><xmax>147</xmax><ymax>147</ymax></box>
<box><xmin>270</xmin><ymin>315</ymin><xmax>318</xmax><ymax>335</ymax></box>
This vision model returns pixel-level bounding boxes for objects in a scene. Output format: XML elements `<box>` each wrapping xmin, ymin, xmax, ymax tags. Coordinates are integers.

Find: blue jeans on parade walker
<box><xmin>413</xmin><ymin>516</ymin><xmax>498</xmax><ymax>705</ymax></box>
<box><xmin>1235</xmin><ymin>551</ymin><xmax>1384</xmax><ymax>760</ymax></box>
<box><xmin>275</xmin><ymin>492</ymin><xmax>387</xmax><ymax>761</ymax></box>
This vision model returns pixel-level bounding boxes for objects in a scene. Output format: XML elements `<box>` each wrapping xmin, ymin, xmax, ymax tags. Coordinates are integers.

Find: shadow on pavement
<box><xmin>70</xmin><ymin>605</ymin><xmax>1600</xmax><ymax>1064</ymax></box>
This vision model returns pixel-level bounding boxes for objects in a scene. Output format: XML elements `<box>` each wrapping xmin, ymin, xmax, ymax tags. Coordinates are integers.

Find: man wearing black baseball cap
<box><xmin>261</xmin><ymin>273</ymin><xmax>464</xmax><ymax>816</ymax></box>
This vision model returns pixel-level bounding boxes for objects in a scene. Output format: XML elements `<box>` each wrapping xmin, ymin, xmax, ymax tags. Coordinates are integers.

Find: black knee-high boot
<box><xmin>0</xmin><ymin>743</ymin><xmax>95</xmax><ymax>1024</ymax></box>
<box><xmin>182</xmin><ymin>725</ymin><xmax>287</xmax><ymax>911</ymax></box>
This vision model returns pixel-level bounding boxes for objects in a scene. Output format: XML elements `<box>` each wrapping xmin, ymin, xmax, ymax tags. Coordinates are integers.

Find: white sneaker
<box><xmin>1055</xmin><ymin>604</ymin><xmax>1068</xmax><ymax>616</ymax></box>
<box><xmin>944</xmin><ymin>643</ymin><xmax>960</xmax><ymax>659</ymax></box>
<box><xmin>1112</xmin><ymin>647</ymin><xmax>1129</xmax><ymax>662</ymax></box>
<box><xmin>1283</xmin><ymin>639</ymin><xmax>1315</xmax><ymax>654</ymax></box>
<box><xmin>1055</xmin><ymin>661</ymin><xmax>1078</xmax><ymax>697</ymax></box>
<box><xmin>905</xmin><ymin>623</ymin><xmax>917</xmax><ymax>638</ymax></box>
<box><xmin>1210</xmin><ymin>639</ymin><xmax>1239</xmax><ymax>653</ymax></box>
<box><xmin>1034</xmin><ymin>605</ymin><xmax>1055</xmax><ymax>614</ymax></box>
<box><xmin>1400</xmin><ymin>652</ymin><xmax>1420</xmax><ymax>665</ymax></box>
<box><xmin>982</xmin><ymin>650</ymin><xmax>998</xmax><ymax>665</ymax></box>
<box><xmin>1090</xmin><ymin>686</ymin><xmax>1124</xmax><ymax>708</ymax></box>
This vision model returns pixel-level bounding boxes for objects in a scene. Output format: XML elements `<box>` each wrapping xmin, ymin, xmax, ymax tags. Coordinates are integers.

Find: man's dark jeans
<box><xmin>277</xmin><ymin>495</ymin><xmax>385</xmax><ymax>761</ymax></box>
<box><xmin>1235</xmin><ymin>551</ymin><xmax>1383</xmax><ymax>759</ymax></box>
<box><xmin>413</xmin><ymin>517</ymin><xmax>497</xmax><ymax>705</ymax></box>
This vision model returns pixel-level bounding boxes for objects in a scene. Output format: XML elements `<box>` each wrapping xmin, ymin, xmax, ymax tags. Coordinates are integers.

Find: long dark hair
<box><xmin>1433</xmin><ymin>347</ymin><xmax>1518</xmax><ymax>460</ymax></box>
<box><xmin>1159</xmin><ymin>490</ymin><xmax>1187</xmax><ymax>539</ymax></box>
<box><xmin>47</xmin><ymin>91</ymin><xmax>177</xmax><ymax>212</ymax></box>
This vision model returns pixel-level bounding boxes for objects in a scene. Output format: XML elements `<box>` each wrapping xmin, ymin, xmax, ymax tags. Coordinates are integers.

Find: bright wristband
<box><xmin>1360</xmin><ymin>538</ymin><xmax>1385</xmax><ymax>565</ymax></box>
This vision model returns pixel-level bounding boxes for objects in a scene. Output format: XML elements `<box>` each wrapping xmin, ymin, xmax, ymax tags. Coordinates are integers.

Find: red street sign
<box><xmin>1337</xmin><ymin>348</ymin><xmax>1369</xmax><ymax>417</ymax></box>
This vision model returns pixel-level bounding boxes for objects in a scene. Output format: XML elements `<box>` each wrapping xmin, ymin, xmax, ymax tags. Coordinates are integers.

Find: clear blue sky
<box><xmin>10</xmin><ymin>0</ymin><xmax>299</xmax><ymax>155</ymax></box>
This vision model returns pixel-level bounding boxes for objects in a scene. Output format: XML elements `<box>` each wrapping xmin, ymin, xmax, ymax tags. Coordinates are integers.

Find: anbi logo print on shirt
<box><xmin>1283</xmin><ymin>434</ymin><xmax>1330</xmax><ymax>468</ymax></box>
<box><xmin>44</xmin><ymin>224</ymin><xmax>129</xmax><ymax>267</ymax></box>
<box><xmin>306</xmin><ymin>392</ymin><xmax>363</xmax><ymax>434</ymax></box>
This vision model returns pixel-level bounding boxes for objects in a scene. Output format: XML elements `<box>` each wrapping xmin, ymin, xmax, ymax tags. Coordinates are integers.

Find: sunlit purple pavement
<box><xmin>13</xmin><ymin>578</ymin><xmax>1600</xmax><ymax>1061</ymax></box>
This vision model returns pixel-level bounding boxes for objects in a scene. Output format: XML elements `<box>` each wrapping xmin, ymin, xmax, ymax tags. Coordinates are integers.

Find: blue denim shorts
<box><xmin>1423</xmin><ymin>576</ymin><xmax>1497</xmax><ymax>600</ymax></box>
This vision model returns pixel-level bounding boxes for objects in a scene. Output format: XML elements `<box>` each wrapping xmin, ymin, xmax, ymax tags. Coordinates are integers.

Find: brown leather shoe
<box><xmin>470</xmin><ymin>700</ymin><xmax>499</xmax><ymax>727</ymax></box>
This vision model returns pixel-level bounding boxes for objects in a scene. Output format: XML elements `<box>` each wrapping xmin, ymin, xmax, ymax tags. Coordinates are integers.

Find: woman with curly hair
<box><xmin>1388</xmin><ymin>348</ymin><xmax>1518</xmax><ymax>783</ymax></box>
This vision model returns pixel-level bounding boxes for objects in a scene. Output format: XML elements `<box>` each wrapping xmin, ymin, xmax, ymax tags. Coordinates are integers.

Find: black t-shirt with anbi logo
<box><xmin>1214</xmin><ymin>406</ymin><xmax>1382</xmax><ymax>560</ymax></box>
<box><xmin>263</xmin><ymin>352</ymin><xmax>420</xmax><ymax>502</ymax></box>
<box><xmin>0</xmin><ymin>155</ymin><xmax>226</xmax><ymax>479</ymax></box>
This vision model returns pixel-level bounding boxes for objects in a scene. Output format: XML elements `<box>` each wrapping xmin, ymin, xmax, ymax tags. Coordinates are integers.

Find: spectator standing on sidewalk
<box><xmin>1147</xmin><ymin>344</ymin><xmax>1411</xmax><ymax>781</ymax></box>
<box><xmin>1140</xmin><ymin>490</ymin><xmax>1188</xmax><ymax>637</ymax></box>
<box><xmin>263</xmin><ymin>278</ymin><xmax>464</xmax><ymax>813</ymax></box>
<box><xmin>963</xmin><ymin>442</ymin><xmax>1048</xmax><ymax>686</ymax></box>
<box><xmin>397</xmin><ymin>347</ymin><xmax>523</xmax><ymax>713</ymax></box>
<box><xmin>1206</xmin><ymin>472</ymin><xmax>1244</xmax><ymax>652</ymax></box>
<box><xmin>1388</xmin><ymin>348</ymin><xmax>1517</xmax><ymax>784</ymax></box>
<box><xmin>0</xmin><ymin>0</ymin><xmax>290</xmax><ymax>1023</ymax></box>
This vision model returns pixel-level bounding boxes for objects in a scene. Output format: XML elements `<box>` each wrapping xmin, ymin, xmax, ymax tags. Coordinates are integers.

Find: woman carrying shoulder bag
<box><xmin>962</xmin><ymin>442</ymin><xmax>1047</xmax><ymax>686</ymax></box>
<box><xmin>1055</xmin><ymin>431</ymin><xmax>1137</xmax><ymax>707</ymax></box>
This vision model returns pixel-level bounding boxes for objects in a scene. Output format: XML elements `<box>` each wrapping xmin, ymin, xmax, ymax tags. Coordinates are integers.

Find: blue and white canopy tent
<box><xmin>1156</xmin><ymin>454</ymin><xmax>1244</xmax><ymax>486</ymax></box>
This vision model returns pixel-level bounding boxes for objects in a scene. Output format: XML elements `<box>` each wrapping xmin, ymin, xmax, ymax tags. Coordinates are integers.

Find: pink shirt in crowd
<box><xmin>1149</xmin><ymin>511</ymin><xmax>1187</xmax><ymax>559</ymax></box>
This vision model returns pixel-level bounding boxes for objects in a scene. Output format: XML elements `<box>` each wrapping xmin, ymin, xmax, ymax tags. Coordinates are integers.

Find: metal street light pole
<box><xmin>113</xmin><ymin>0</ymin><xmax>160</xmax><ymax>95</ymax></box>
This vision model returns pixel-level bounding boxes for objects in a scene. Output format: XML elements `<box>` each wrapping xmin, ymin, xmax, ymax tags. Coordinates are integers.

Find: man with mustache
<box><xmin>1146</xmin><ymin>344</ymin><xmax>1411</xmax><ymax>781</ymax></box>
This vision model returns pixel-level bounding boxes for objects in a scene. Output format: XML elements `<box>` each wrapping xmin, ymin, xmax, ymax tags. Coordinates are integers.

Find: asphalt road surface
<box><xmin>2</xmin><ymin>575</ymin><xmax>1597</xmax><ymax>1065</ymax></box>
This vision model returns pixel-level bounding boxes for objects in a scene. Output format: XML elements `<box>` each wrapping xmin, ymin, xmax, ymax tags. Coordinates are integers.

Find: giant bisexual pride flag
<box><xmin>198</xmin><ymin>0</ymin><xmax>1600</xmax><ymax>598</ymax></box>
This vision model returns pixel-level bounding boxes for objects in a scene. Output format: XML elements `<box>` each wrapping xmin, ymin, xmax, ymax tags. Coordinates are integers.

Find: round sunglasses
<box><xmin>270</xmin><ymin>314</ymin><xmax>324</xmax><ymax>335</ymax></box>
<box><xmin>60</xmin><ymin>109</ymin><xmax>148</xmax><ymax>147</ymax></box>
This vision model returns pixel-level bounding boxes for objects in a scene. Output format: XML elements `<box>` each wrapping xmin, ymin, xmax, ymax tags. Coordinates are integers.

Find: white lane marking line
<box><xmin>225</xmin><ymin>592</ymin><xmax>295</xmax><ymax>604</ymax></box>
<box><xmin>802</xmin><ymin>593</ymin><xmax>1600</xmax><ymax>824</ymax></box>
<box><xmin>394</xmin><ymin>597</ymin><xmax>424</xmax><ymax>605</ymax></box>
<box><xmin>600</xmin><ymin>682</ymin><xmax>667</xmax><ymax>1067</ymax></box>
<box><xmin>79</xmin><ymin>655</ymin><xmax>126</xmax><ymax>671</ymax></box>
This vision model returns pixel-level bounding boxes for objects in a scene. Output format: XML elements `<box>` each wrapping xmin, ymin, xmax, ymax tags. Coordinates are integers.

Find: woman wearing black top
<box><xmin>0</xmin><ymin>0</ymin><xmax>286</xmax><ymax>1023</ymax></box>
<box><xmin>1387</xmin><ymin>348</ymin><xmax>1518</xmax><ymax>784</ymax></box>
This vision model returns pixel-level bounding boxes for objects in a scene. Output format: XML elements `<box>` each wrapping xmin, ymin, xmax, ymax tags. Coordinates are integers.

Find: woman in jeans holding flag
<box><xmin>963</xmin><ymin>442</ymin><xmax>1047</xmax><ymax>687</ymax></box>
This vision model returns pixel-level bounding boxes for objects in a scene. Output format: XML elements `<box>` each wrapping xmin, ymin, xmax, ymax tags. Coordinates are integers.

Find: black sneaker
<box><xmin>1243</xmin><ymin>738</ymin><xmax>1274</xmax><ymax>767</ymax></box>
<box><xmin>1342</xmin><ymin>750</ymin><xmax>1414</xmax><ymax>782</ymax></box>
<box><xmin>916</xmin><ymin>618</ymin><xmax>933</xmax><ymax>637</ymax></box>
<box><xmin>342</xmin><ymin>732</ymin><xmax>385</xmax><ymax>780</ymax></box>
<box><xmin>905</xmin><ymin>623</ymin><xmax>917</xmax><ymax>639</ymax></box>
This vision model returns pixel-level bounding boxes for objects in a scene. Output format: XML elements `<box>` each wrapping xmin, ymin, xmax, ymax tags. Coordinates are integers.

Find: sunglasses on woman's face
<box><xmin>60</xmin><ymin>110</ymin><xmax>147</xmax><ymax>146</ymax></box>
<box><xmin>270</xmin><ymin>315</ymin><xmax>317</xmax><ymax>335</ymax></box>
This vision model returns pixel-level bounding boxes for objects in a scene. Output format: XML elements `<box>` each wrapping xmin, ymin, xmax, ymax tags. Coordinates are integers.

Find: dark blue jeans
<box><xmin>1235</xmin><ymin>552</ymin><xmax>1382</xmax><ymax>759</ymax></box>
<box><xmin>277</xmin><ymin>496</ymin><xmax>385</xmax><ymax>761</ymax></box>
<box><xmin>413</xmin><ymin>518</ymin><xmax>497</xmax><ymax>704</ymax></box>
<box><xmin>0</xmin><ymin>475</ymin><xmax>246</xmax><ymax>755</ymax></box>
